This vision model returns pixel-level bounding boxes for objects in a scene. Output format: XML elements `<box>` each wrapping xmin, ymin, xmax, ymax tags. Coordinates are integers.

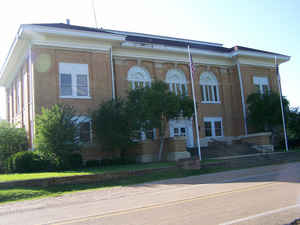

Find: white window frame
<box><xmin>127</xmin><ymin>66</ymin><xmax>151</xmax><ymax>90</ymax></box>
<box><xmin>203</xmin><ymin>117</ymin><xmax>223</xmax><ymax>137</ymax></box>
<box><xmin>253</xmin><ymin>76</ymin><xmax>269</xmax><ymax>94</ymax></box>
<box><xmin>200</xmin><ymin>72</ymin><xmax>220</xmax><ymax>104</ymax></box>
<box><xmin>165</xmin><ymin>69</ymin><xmax>188</xmax><ymax>96</ymax></box>
<box><xmin>59</xmin><ymin>62</ymin><xmax>90</xmax><ymax>99</ymax></box>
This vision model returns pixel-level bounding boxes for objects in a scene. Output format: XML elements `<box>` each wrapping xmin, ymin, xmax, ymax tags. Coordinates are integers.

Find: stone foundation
<box><xmin>126</xmin><ymin>137</ymin><xmax>190</xmax><ymax>163</ymax></box>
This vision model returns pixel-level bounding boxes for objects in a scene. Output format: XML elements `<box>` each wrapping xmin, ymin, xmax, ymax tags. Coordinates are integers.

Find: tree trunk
<box><xmin>158</xmin><ymin>135</ymin><xmax>164</xmax><ymax>161</ymax></box>
<box><xmin>158</xmin><ymin>118</ymin><xmax>166</xmax><ymax>161</ymax></box>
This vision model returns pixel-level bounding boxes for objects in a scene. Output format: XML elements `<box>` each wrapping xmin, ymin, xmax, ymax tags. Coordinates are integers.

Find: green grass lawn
<box><xmin>0</xmin><ymin>162</ymin><xmax>176</xmax><ymax>183</ymax></box>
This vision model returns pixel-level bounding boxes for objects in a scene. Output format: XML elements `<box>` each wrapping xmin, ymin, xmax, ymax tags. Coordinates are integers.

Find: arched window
<box><xmin>127</xmin><ymin>66</ymin><xmax>151</xmax><ymax>89</ymax></box>
<box><xmin>199</xmin><ymin>71</ymin><xmax>220</xmax><ymax>103</ymax></box>
<box><xmin>165</xmin><ymin>69</ymin><xmax>188</xmax><ymax>95</ymax></box>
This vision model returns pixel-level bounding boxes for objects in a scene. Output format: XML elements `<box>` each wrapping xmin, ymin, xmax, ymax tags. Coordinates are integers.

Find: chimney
<box><xmin>66</xmin><ymin>19</ymin><xmax>70</xmax><ymax>25</ymax></box>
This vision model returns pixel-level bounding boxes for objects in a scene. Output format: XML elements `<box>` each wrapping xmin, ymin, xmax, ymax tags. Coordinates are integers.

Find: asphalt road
<box><xmin>1</xmin><ymin>162</ymin><xmax>300</xmax><ymax>225</ymax></box>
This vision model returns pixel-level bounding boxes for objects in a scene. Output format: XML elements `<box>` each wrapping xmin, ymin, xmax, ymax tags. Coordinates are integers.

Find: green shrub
<box><xmin>0</xmin><ymin>121</ymin><xmax>28</xmax><ymax>167</ymax></box>
<box><xmin>8</xmin><ymin>151</ymin><xmax>41</xmax><ymax>173</ymax></box>
<box><xmin>68</xmin><ymin>153</ymin><xmax>83</xmax><ymax>169</ymax></box>
<box><xmin>35</xmin><ymin>104</ymin><xmax>79</xmax><ymax>168</ymax></box>
<box><xmin>85</xmin><ymin>160</ymin><xmax>100</xmax><ymax>168</ymax></box>
<box><xmin>7</xmin><ymin>151</ymin><xmax>55</xmax><ymax>173</ymax></box>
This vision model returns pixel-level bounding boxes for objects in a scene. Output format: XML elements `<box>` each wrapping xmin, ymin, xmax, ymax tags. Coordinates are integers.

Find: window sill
<box><xmin>201</xmin><ymin>101</ymin><xmax>221</xmax><ymax>104</ymax></box>
<box><xmin>59</xmin><ymin>96</ymin><xmax>92</xmax><ymax>100</ymax></box>
<box><xmin>204</xmin><ymin>135</ymin><xmax>224</xmax><ymax>138</ymax></box>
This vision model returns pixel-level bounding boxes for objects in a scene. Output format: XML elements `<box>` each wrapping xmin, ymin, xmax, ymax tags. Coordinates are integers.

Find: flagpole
<box><xmin>275</xmin><ymin>56</ymin><xmax>289</xmax><ymax>152</ymax></box>
<box><xmin>188</xmin><ymin>45</ymin><xmax>201</xmax><ymax>160</ymax></box>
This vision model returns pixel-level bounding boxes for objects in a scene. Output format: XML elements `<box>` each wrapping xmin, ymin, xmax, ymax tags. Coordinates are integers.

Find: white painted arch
<box><xmin>199</xmin><ymin>71</ymin><xmax>218</xmax><ymax>85</ymax></box>
<box><xmin>165</xmin><ymin>69</ymin><xmax>187</xmax><ymax>84</ymax></box>
<box><xmin>127</xmin><ymin>66</ymin><xmax>151</xmax><ymax>82</ymax></box>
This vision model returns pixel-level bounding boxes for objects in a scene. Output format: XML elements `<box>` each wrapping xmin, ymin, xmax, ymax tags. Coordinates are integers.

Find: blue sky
<box><xmin>0</xmin><ymin>0</ymin><xmax>299</xmax><ymax>119</ymax></box>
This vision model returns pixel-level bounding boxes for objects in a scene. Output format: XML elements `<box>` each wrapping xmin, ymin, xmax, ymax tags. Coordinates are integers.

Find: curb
<box><xmin>0</xmin><ymin>166</ymin><xmax>178</xmax><ymax>189</ymax></box>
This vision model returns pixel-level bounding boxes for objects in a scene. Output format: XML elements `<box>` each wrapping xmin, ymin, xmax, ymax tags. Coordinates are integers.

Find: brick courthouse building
<box><xmin>0</xmin><ymin>23</ymin><xmax>290</xmax><ymax>162</ymax></box>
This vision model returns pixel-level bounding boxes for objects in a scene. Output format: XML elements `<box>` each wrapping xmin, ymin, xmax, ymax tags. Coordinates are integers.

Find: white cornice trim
<box><xmin>121</xmin><ymin>41</ymin><xmax>231</xmax><ymax>58</ymax></box>
<box><xmin>0</xmin><ymin>38</ymin><xmax>30</xmax><ymax>87</ymax></box>
<box><xmin>113</xmin><ymin>50</ymin><xmax>232</xmax><ymax>66</ymax></box>
<box><xmin>232</xmin><ymin>50</ymin><xmax>290</xmax><ymax>61</ymax></box>
<box><xmin>121</xmin><ymin>42</ymin><xmax>290</xmax><ymax>65</ymax></box>
<box><xmin>22</xmin><ymin>24</ymin><xmax>126</xmax><ymax>42</ymax></box>
<box><xmin>32</xmin><ymin>40</ymin><xmax>111</xmax><ymax>52</ymax></box>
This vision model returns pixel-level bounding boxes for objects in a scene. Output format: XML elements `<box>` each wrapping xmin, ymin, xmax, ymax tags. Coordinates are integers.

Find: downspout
<box><xmin>28</xmin><ymin>44</ymin><xmax>35</xmax><ymax>149</ymax></box>
<box><xmin>275</xmin><ymin>57</ymin><xmax>288</xmax><ymax>152</ymax></box>
<box><xmin>236</xmin><ymin>60</ymin><xmax>248</xmax><ymax>135</ymax></box>
<box><xmin>110</xmin><ymin>47</ymin><xmax>116</xmax><ymax>100</ymax></box>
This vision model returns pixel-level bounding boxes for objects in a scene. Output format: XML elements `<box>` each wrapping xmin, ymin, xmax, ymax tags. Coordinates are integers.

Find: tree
<box><xmin>287</xmin><ymin>107</ymin><xmax>300</xmax><ymax>148</ymax></box>
<box><xmin>246</xmin><ymin>91</ymin><xmax>289</xmax><ymax>145</ymax></box>
<box><xmin>92</xmin><ymin>98</ymin><xmax>139</xmax><ymax>159</ymax></box>
<box><xmin>247</xmin><ymin>91</ymin><xmax>289</xmax><ymax>132</ymax></box>
<box><xmin>35</xmin><ymin>104</ymin><xmax>79</xmax><ymax>167</ymax></box>
<box><xmin>127</xmin><ymin>81</ymin><xmax>194</xmax><ymax>160</ymax></box>
<box><xmin>0</xmin><ymin>121</ymin><xmax>28</xmax><ymax>166</ymax></box>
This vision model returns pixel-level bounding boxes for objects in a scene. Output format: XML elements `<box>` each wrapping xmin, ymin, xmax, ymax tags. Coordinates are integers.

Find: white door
<box><xmin>169</xmin><ymin>119</ymin><xmax>194</xmax><ymax>147</ymax></box>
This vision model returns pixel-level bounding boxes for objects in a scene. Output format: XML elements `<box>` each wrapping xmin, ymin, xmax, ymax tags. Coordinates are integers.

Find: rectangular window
<box><xmin>201</xmin><ymin>85</ymin><xmax>220</xmax><ymax>103</ymax></box>
<box><xmin>174</xmin><ymin>128</ymin><xmax>179</xmax><ymax>136</ymax></box>
<box><xmin>180</xmin><ymin>127</ymin><xmax>186</xmax><ymax>136</ymax></box>
<box><xmin>214</xmin><ymin>121</ymin><xmax>222</xmax><ymax>136</ymax></box>
<box><xmin>204</xmin><ymin>122</ymin><xmax>212</xmax><ymax>137</ymax></box>
<box><xmin>262</xmin><ymin>85</ymin><xmax>269</xmax><ymax>94</ymax></box>
<box><xmin>213</xmin><ymin>86</ymin><xmax>218</xmax><ymax>101</ymax></box>
<box><xmin>59</xmin><ymin>63</ymin><xmax>89</xmax><ymax>98</ymax></box>
<box><xmin>60</xmin><ymin>73</ymin><xmax>72</xmax><ymax>96</ymax></box>
<box><xmin>205</xmin><ymin>86</ymin><xmax>210</xmax><ymax>101</ymax></box>
<box><xmin>253</xmin><ymin>76</ymin><xmax>269</xmax><ymax>95</ymax></box>
<box><xmin>201</xmin><ymin>86</ymin><xmax>205</xmax><ymax>101</ymax></box>
<box><xmin>204</xmin><ymin>117</ymin><xmax>223</xmax><ymax>137</ymax></box>
<box><xmin>76</xmin><ymin>74</ymin><xmax>88</xmax><ymax>96</ymax></box>
<box><xmin>146</xmin><ymin>129</ymin><xmax>155</xmax><ymax>140</ymax></box>
<box><xmin>173</xmin><ymin>127</ymin><xmax>187</xmax><ymax>137</ymax></box>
